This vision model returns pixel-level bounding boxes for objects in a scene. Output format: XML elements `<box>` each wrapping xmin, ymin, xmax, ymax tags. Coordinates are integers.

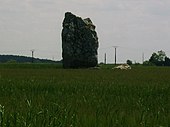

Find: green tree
<box><xmin>126</xmin><ymin>60</ymin><xmax>132</xmax><ymax>65</ymax></box>
<box><xmin>149</xmin><ymin>50</ymin><xmax>166</xmax><ymax>66</ymax></box>
<box><xmin>165</xmin><ymin>57</ymin><xmax>170</xmax><ymax>66</ymax></box>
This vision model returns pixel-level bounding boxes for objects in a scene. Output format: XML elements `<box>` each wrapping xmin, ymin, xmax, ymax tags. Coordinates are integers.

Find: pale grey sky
<box><xmin>0</xmin><ymin>0</ymin><xmax>170</xmax><ymax>63</ymax></box>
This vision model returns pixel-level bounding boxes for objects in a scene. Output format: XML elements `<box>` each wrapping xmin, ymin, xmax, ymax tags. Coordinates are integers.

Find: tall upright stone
<box><xmin>62</xmin><ymin>12</ymin><xmax>99</xmax><ymax>68</ymax></box>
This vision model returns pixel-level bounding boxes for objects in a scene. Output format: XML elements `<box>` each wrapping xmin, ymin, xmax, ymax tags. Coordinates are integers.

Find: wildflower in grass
<box><xmin>26</xmin><ymin>100</ymin><xmax>31</xmax><ymax>108</ymax></box>
<box><xmin>0</xmin><ymin>104</ymin><xmax>5</xmax><ymax>125</ymax></box>
<box><xmin>0</xmin><ymin>104</ymin><xmax>4</xmax><ymax>115</ymax></box>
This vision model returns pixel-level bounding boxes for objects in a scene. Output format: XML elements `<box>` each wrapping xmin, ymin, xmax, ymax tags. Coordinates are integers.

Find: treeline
<box><xmin>0</xmin><ymin>55</ymin><xmax>61</xmax><ymax>63</ymax></box>
<box><xmin>144</xmin><ymin>50</ymin><xmax>170</xmax><ymax>66</ymax></box>
<box><xmin>125</xmin><ymin>50</ymin><xmax>170</xmax><ymax>66</ymax></box>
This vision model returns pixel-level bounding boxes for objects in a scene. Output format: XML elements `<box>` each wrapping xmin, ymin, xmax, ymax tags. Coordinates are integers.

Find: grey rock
<box><xmin>62</xmin><ymin>12</ymin><xmax>99</xmax><ymax>68</ymax></box>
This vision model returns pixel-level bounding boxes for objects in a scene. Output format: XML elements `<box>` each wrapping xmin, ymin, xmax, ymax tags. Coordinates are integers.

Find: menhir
<box><xmin>62</xmin><ymin>12</ymin><xmax>99</xmax><ymax>68</ymax></box>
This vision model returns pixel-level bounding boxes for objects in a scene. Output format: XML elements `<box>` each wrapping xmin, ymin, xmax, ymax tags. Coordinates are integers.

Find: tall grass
<box><xmin>0</xmin><ymin>64</ymin><xmax>169</xmax><ymax>126</ymax></box>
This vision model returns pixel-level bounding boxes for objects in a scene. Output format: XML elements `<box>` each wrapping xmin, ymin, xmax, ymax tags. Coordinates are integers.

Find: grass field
<box><xmin>0</xmin><ymin>64</ymin><xmax>169</xmax><ymax>127</ymax></box>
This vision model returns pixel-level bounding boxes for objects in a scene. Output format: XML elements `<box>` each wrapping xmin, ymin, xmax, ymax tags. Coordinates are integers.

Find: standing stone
<box><xmin>62</xmin><ymin>12</ymin><xmax>99</xmax><ymax>68</ymax></box>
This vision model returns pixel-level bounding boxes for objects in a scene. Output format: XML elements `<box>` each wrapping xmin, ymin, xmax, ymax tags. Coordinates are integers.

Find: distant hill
<box><xmin>0</xmin><ymin>55</ymin><xmax>61</xmax><ymax>63</ymax></box>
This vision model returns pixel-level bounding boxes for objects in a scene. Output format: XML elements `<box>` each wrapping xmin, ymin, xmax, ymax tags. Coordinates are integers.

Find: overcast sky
<box><xmin>0</xmin><ymin>0</ymin><xmax>170</xmax><ymax>63</ymax></box>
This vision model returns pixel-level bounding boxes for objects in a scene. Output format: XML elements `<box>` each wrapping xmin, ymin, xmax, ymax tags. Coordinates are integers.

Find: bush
<box><xmin>7</xmin><ymin>59</ymin><xmax>17</xmax><ymax>64</ymax></box>
<box><xmin>143</xmin><ymin>61</ymin><xmax>154</xmax><ymax>66</ymax></box>
<box><xmin>126</xmin><ymin>60</ymin><xmax>132</xmax><ymax>65</ymax></box>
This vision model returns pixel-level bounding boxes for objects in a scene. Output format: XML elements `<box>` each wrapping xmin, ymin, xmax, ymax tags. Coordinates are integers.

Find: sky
<box><xmin>0</xmin><ymin>0</ymin><xmax>170</xmax><ymax>63</ymax></box>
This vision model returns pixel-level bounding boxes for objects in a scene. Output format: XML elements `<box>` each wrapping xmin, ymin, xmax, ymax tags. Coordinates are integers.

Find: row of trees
<box><xmin>126</xmin><ymin>50</ymin><xmax>170</xmax><ymax>66</ymax></box>
<box><xmin>148</xmin><ymin>50</ymin><xmax>170</xmax><ymax>66</ymax></box>
<box><xmin>0</xmin><ymin>55</ymin><xmax>58</xmax><ymax>63</ymax></box>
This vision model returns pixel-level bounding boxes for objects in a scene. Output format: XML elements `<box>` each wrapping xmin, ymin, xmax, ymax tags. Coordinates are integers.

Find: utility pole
<box><xmin>104</xmin><ymin>53</ymin><xmax>106</xmax><ymax>64</ymax></box>
<box><xmin>113</xmin><ymin>46</ymin><xmax>118</xmax><ymax>65</ymax></box>
<box><xmin>31</xmin><ymin>49</ymin><xmax>35</xmax><ymax>63</ymax></box>
<box><xmin>142</xmin><ymin>52</ymin><xmax>144</xmax><ymax>64</ymax></box>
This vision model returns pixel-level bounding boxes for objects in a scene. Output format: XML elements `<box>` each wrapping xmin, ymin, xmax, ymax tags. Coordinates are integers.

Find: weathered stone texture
<box><xmin>62</xmin><ymin>12</ymin><xmax>99</xmax><ymax>68</ymax></box>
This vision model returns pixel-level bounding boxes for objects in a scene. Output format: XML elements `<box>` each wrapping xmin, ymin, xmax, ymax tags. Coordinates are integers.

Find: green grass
<box><xmin>0</xmin><ymin>64</ymin><xmax>169</xmax><ymax>126</ymax></box>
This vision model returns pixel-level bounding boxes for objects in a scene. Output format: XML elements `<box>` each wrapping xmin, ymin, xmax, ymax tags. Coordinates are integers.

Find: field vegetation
<box><xmin>0</xmin><ymin>64</ymin><xmax>169</xmax><ymax>127</ymax></box>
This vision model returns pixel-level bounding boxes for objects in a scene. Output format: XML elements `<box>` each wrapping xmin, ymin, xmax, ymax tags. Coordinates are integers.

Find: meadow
<box><xmin>0</xmin><ymin>64</ymin><xmax>169</xmax><ymax>127</ymax></box>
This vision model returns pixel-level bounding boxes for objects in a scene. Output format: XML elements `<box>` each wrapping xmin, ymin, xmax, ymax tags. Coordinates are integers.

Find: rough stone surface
<box><xmin>62</xmin><ymin>12</ymin><xmax>99</xmax><ymax>68</ymax></box>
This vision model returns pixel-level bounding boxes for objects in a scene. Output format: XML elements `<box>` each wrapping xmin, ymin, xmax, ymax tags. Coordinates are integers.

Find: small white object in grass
<box><xmin>113</xmin><ymin>64</ymin><xmax>131</xmax><ymax>70</ymax></box>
